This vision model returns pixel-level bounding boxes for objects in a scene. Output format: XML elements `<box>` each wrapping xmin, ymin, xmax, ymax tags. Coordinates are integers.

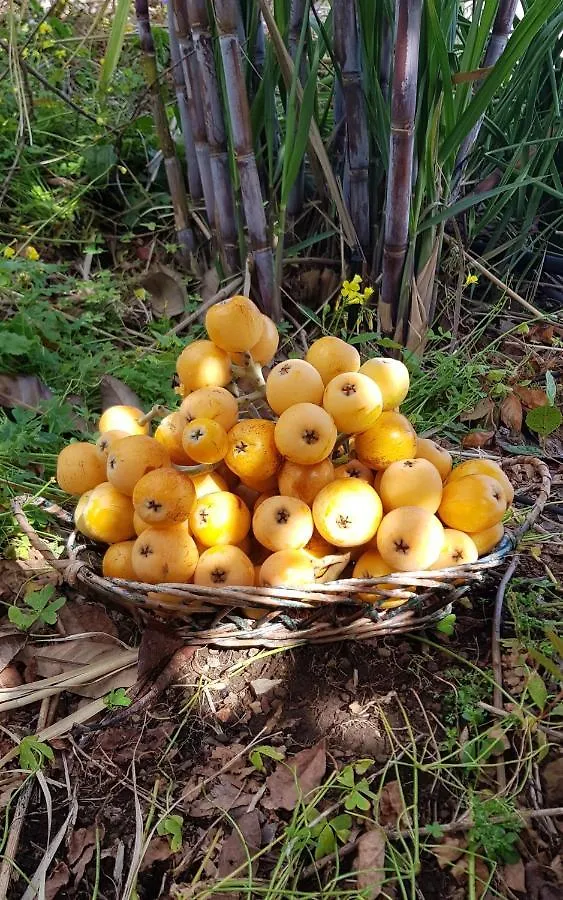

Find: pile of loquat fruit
<box><xmin>55</xmin><ymin>295</ymin><xmax>513</xmax><ymax>611</ymax></box>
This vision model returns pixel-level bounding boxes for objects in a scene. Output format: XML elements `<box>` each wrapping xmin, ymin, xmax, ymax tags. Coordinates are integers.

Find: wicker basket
<box><xmin>12</xmin><ymin>456</ymin><xmax>550</xmax><ymax>648</ymax></box>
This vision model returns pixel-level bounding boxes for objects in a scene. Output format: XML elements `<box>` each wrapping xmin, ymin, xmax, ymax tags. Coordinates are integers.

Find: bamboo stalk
<box><xmin>214</xmin><ymin>0</ymin><xmax>279</xmax><ymax>320</ymax></box>
<box><xmin>452</xmin><ymin>0</ymin><xmax>520</xmax><ymax>199</ymax></box>
<box><xmin>380</xmin><ymin>0</ymin><xmax>423</xmax><ymax>336</ymax></box>
<box><xmin>167</xmin><ymin>4</ymin><xmax>202</xmax><ymax>200</ymax></box>
<box><xmin>171</xmin><ymin>0</ymin><xmax>216</xmax><ymax>225</ymax></box>
<box><xmin>186</xmin><ymin>0</ymin><xmax>240</xmax><ymax>273</ymax></box>
<box><xmin>287</xmin><ymin>0</ymin><xmax>308</xmax><ymax>217</ymax></box>
<box><xmin>334</xmin><ymin>0</ymin><xmax>370</xmax><ymax>253</ymax></box>
<box><xmin>134</xmin><ymin>0</ymin><xmax>196</xmax><ymax>264</ymax></box>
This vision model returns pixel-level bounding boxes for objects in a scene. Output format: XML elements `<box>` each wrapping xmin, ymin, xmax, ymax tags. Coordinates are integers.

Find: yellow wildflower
<box><xmin>465</xmin><ymin>273</ymin><xmax>479</xmax><ymax>286</ymax></box>
<box><xmin>341</xmin><ymin>274</ymin><xmax>362</xmax><ymax>299</ymax></box>
<box><xmin>55</xmin><ymin>49</ymin><xmax>67</xmax><ymax>59</ymax></box>
<box><xmin>38</xmin><ymin>22</ymin><xmax>52</xmax><ymax>35</ymax></box>
<box><xmin>3</xmin><ymin>246</ymin><xmax>16</xmax><ymax>259</ymax></box>
<box><xmin>134</xmin><ymin>287</ymin><xmax>147</xmax><ymax>301</ymax></box>
<box><xmin>24</xmin><ymin>246</ymin><xmax>40</xmax><ymax>261</ymax></box>
<box><xmin>363</xmin><ymin>286</ymin><xmax>374</xmax><ymax>299</ymax></box>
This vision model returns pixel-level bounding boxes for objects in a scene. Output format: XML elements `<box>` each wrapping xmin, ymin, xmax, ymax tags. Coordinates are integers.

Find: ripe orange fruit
<box><xmin>355</xmin><ymin>411</ymin><xmax>417</xmax><ymax>470</ymax></box>
<box><xmin>133</xmin><ymin>509</ymin><xmax>150</xmax><ymax>535</ymax></box>
<box><xmin>265</xmin><ymin>359</ymin><xmax>324</xmax><ymax>414</ymax></box>
<box><xmin>304</xmin><ymin>529</ymin><xmax>336</xmax><ymax>560</ymax></box>
<box><xmin>179</xmin><ymin>386</ymin><xmax>238</xmax><ymax>432</ymax></box>
<box><xmin>359</xmin><ymin>358</ymin><xmax>410</xmax><ymax>410</ymax></box>
<box><xmin>379</xmin><ymin>458</ymin><xmax>443</xmax><ymax>513</ymax></box>
<box><xmin>75</xmin><ymin>482</ymin><xmax>136</xmax><ymax>544</ymax></box>
<box><xmin>439</xmin><ymin>474</ymin><xmax>507</xmax><ymax>532</ymax></box>
<box><xmin>312</xmin><ymin>479</ymin><xmax>383</xmax><ymax>547</ymax></box>
<box><xmin>373</xmin><ymin>469</ymin><xmax>384</xmax><ymax>493</ymax></box>
<box><xmin>471</xmin><ymin>522</ymin><xmax>504</xmax><ymax>557</ymax></box>
<box><xmin>132</xmin><ymin>467</ymin><xmax>195</xmax><ymax>526</ymax></box>
<box><xmin>107</xmin><ymin>435</ymin><xmax>170</xmax><ymax>496</ymax></box>
<box><xmin>98</xmin><ymin>405</ymin><xmax>149</xmax><ymax>437</ymax></box>
<box><xmin>274</xmin><ymin>403</ymin><xmax>337</xmax><ymax>465</ymax></box>
<box><xmin>334</xmin><ymin>459</ymin><xmax>373</xmax><ymax>485</ymax></box>
<box><xmin>239</xmin><ymin>472</ymin><xmax>279</xmax><ymax>492</ymax></box>
<box><xmin>352</xmin><ymin>550</ymin><xmax>407</xmax><ymax>604</ymax></box>
<box><xmin>94</xmin><ymin>430</ymin><xmax>129</xmax><ymax>463</ymax></box>
<box><xmin>191</xmin><ymin>470</ymin><xmax>229</xmax><ymax>500</ymax></box>
<box><xmin>415</xmin><ymin>437</ymin><xmax>453</xmax><ymax>482</ymax></box>
<box><xmin>154</xmin><ymin>412</ymin><xmax>194</xmax><ymax>465</ymax></box>
<box><xmin>132</xmin><ymin>522</ymin><xmax>199</xmax><ymax>583</ymax></box>
<box><xmin>189</xmin><ymin>491</ymin><xmax>251</xmax><ymax>547</ymax></box>
<box><xmin>194</xmin><ymin>544</ymin><xmax>254</xmax><ymax>587</ymax></box>
<box><xmin>57</xmin><ymin>442</ymin><xmax>107</xmax><ymax>495</ymax></box>
<box><xmin>225</xmin><ymin>419</ymin><xmax>281</xmax><ymax>481</ymax></box>
<box><xmin>176</xmin><ymin>340</ymin><xmax>231</xmax><ymax>392</ymax></box>
<box><xmin>278</xmin><ymin>458</ymin><xmax>335</xmax><ymax>505</ymax></box>
<box><xmin>446</xmin><ymin>459</ymin><xmax>514</xmax><ymax>504</ymax></box>
<box><xmin>322</xmin><ymin>372</ymin><xmax>383</xmax><ymax>434</ymax></box>
<box><xmin>429</xmin><ymin>530</ymin><xmax>478</xmax><ymax>569</ymax></box>
<box><xmin>231</xmin><ymin>314</ymin><xmax>279</xmax><ymax>366</ymax></box>
<box><xmin>181</xmin><ymin>417</ymin><xmax>228</xmax><ymax>464</ymax></box>
<box><xmin>205</xmin><ymin>294</ymin><xmax>264</xmax><ymax>353</ymax></box>
<box><xmin>305</xmin><ymin>336</ymin><xmax>360</xmax><ymax>386</ymax></box>
<box><xmin>376</xmin><ymin>507</ymin><xmax>444</xmax><ymax>571</ymax></box>
<box><xmin>259</xmin><ymin>549</ymin><xmax>315</xmax><ymax>588</ymax></box>
<box><xmin>252</xmin><ymin>495</ymin><xmax>314</xmax><ymax>551</ymax></box>
<box><xmin>102</xmin><ymin>540</ymin><xmax>137</xmax><ymax>580</ymax></box>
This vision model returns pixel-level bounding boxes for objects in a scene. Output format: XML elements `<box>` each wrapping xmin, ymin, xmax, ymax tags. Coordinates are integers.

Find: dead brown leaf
<box><xmin>354</xmin><ymin>827</ymin><xmax>386</xmax><ymax>899</ymax></box>
<box><xmin>526</xmin><ymin>860</ymin><xmax>563</xmax><ymax>900</ymax></box>
<box><xmin>58</xmin><ymin>599</ymin><xmax>117</xmax><ymax>641</ymax></box>
<box><xmin>514</xmin><ymin>385</ymin><xmax>548</xmax><ymax>410</ymax></box>
<box><xmin>45</xmin><ymin>860</ymin><xmax>70</xmax><ymax>900</ymax></box>
<box><xmin>96</xmin><ymin>724</ymin><xmax>173</xmax><ymax>763</ymax></box>
<box><xmin>541</xmin><ymin>758</ymin><xmax>563</xmax><ymax>806</ymax></box>
<box><xmin>462</xmin><ymin>430</ymin><xmax>495</xmax><ymax>449</ymax></box>
<box><xmin>0</xmin><ymin>664</ymin><xmax>23</xmax><ymax>689</ymax></box>
<box><xmin>503</xmin><ymin>859</ymin><xmax>526</xmax><ymax>893</ymax></box>
<box><xmin>217</xmin><ymin>810</ymin><xmax>261</xmax><ymax>892</ymax></box>
<box><xmin>433</xmin><ymin>834</ymin><xmax>467</xmax><ymax>869</ymax></box>
<box><xmin>0</xmin><ymin>628</ymin><xmax>26</xmax><ymax>674</ymax></box>
<box><xmin>200</xmin><ymin>267</ymin><xmax>221</xmax><ymax>304</ymax></box>
<box><xmin>140</xmin><ymin>836</ymin><xmax>177</xmax><ymax>871</ymax></box>
<box><xmin>0</xmin><ymin>772</ymin><xmax>26</xmax><ymax>810</ymax></box>
<box><xmin>100</xmin><ymin>374</ymin><xmax>143</xmax><ymax>412</ymax></box>
<box><xmin>460</xmin><ymin>398</ymin><xmax>495</xmax><ymax>422</ymax></box>
<box><xmin>263</xmin><ymin>740</ymin><xmax>326</xmax><ymax>811</ymax></box>
<box><xmin>0</xmin><ymin>373</ymin><xmax>52</xmax><ymax>409</ymax></box>
<box><xmin>137</xmin><ymin>625</ymin><xmax>184</xmax><ymax>678</ymax></box>
<box><xmin>500</xmin><ymin>393</ymin><xmax>523</xmax><ymax>432</ymax></box>
<box><xmin>68</xmin><ymin>824</ymin><xmax>104</xmax><ymax>884</ymax></box>
<box><xmin>141</xmin><ymin>266</ymin><xmax>187</xmax><ymax>318</ymax></box>
<box><xmin>18</xmin><ymin>636</ymin><xmax>137</xmax><ymax>698</ymax></box>
<box><xmin>528</xmin><ymin>323</ymin><xmax>554</xmax><ymax>345</ymax></box>
<box><xmin>188</xmin><ymin>775</ymin><xmax>255</xmax><ymax>817</ymax></box>
<box><xmin>378</xmin><ymin>780</ymin><xmax>408</xmax><ymax>828</ymax></box>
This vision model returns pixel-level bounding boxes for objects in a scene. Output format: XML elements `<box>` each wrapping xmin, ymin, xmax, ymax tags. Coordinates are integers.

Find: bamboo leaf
<box><xmin>416</xmin><ymin>177</ymin><xmax>541</xmax><ymax>232</ymax></box>
<box><xmin>99</xmin><ymin>0</ymin><xmax>131</xmax><ymax>94</ymax></box>
<box><xmin>282</xmin><ymin>51</ymin><xmax>319</xmax><ymax>205</ymax></box>
<box><xmin>441</xmin><ymin>4</ymin><xmax>563</xmax><ymax>163</ymax></box>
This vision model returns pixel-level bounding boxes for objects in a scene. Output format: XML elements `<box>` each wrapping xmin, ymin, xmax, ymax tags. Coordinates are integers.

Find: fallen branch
<box><xmin>492</xmin><ymin>555</ymin><xmax>519</xmax><ymax>792</ymax></box>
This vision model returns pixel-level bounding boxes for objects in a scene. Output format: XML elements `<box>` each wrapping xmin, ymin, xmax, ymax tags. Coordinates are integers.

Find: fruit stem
<box><xmin>231</xmin><ymin>354</ymin><xmax>266</xmax><ymax>389</ymax></box>
<box><xmin>236</xmin><ymin>390</ymin><xmax>265</xmax><ymax>405</ymax></box>
<box><xmin>137</xmin><ymin>404</ymin><xmax>171</xmax><ymax>425</ymax></box>
<box><xmin>173</xmin><ymin>462</ymin><xmax>219</xmax><ymax>476</ymax></box>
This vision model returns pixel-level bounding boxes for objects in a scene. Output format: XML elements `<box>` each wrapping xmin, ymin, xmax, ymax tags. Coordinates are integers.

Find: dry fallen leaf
<box><xmin>217</xmin><ymin>810</ymin><xmax>261</xmax><ymax>887</ymax></box>
<box><xmin>188</xmin><ymin>775</ymin><xmax>255</xmax><ymax>818</ymax></box>
<box><xmin>503</xmin><ymin>859</ymin><xmax>526</xmax><ymax>893</ymax></box>
<box><xmin>433</xmin><ymin>834</ymin><xmax>467</xmax><ymax>869</ymax></box>
<box><xmin>58</xmin><ymin>599</ymin><xmax>117</xmax><ymax>641</ymax></box>
<box><xmin>44</xmin><ymin>860</ymin><xmax>70</xmax><ymax>900</ymax></box>
<box><xmin>137</xmin><ymin>626</ymin><xmax>185</xmax><ymax>678</ymax></box>
<box><xmin>141</xmin><ymin>266</ymin><xmax>187</xmax><ymax>318</ymax></box>
<box><xmin>0</xmin><ymin>664</ymin><xmax>23</xmax><ymax>689</ymax></box>
<box><xmin>378</xmin><ymin>780</ymin><xmax>408</xmax><ymax>828</ymax></box>
<box><xmin>0</xmin><ymin>628</ymin><xmax>26</xmax><ymax>674</ymax></box>
<box><xmin>0</xmin><ymin>773</ymin><xmax>26</xmax><ymax>811</ymax></box>
<box><xmin>514</xmin><ymin>386</ymin><xmax>548</xmax><ymax>410</ymax></box>
<box><xmin>0</xmin><ymin>373</ymin><xmax>52</xmax><ymax>409</ymax></box>
<box><xmin>500</xmin><ymin>393</ymin><xmax>523</xmax><ymax>433</ymax></box>
<box><xmin>68</xmin><ymin>824</ymin><xmax>104</xmax><ymax>884</ymax></box>
<box><xmin>140</xmin><ymin>836</ymin><xmax>178</xmax><ymax>871</ymax></box>
<box><xmin>18</xmin><ymin>637</ymin><xmax>137</xmax><ymax>698</ymax></box>
<box><xmin>355</xmin><ymin>827</ymin><xmax>386</xmax><ymax>899</ymax></box>
<box><xmin>100</xmin><ymin>374</ymin><xmax>143</xmax><ymax>411</ymax></box>
<box><xmin>460</xmin><ymin>397</ymin><xmax>495</xmax><ymax>422</ymax></box>
<box><xmin>263</xmin><ymin>740</ymin><xmax>326</xmax><ymax>811</ymax></box>
<box><xmin>541</xmin><ymin>757</ymin><xmax>563</xmax><ymax>806</ymax></box>
<box><xmin>462</xmin><ymin>430</ymin><xmax>495</xmax><ymax>449</ymax></box>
